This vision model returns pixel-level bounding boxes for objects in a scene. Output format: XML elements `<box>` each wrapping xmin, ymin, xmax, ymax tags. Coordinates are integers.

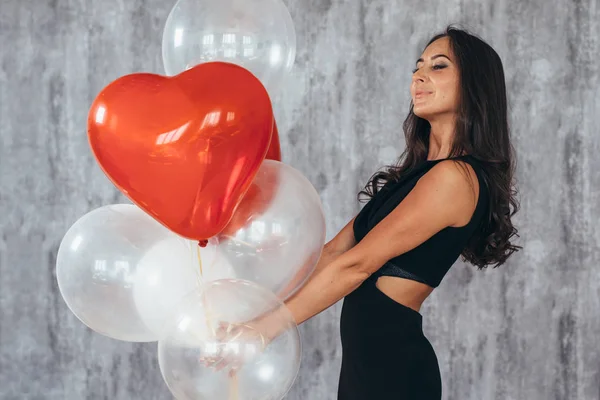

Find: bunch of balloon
<box><xmin>55</xmin><ymin>0</ymin><xmax>327</xmax><ymax>399</ymax></box>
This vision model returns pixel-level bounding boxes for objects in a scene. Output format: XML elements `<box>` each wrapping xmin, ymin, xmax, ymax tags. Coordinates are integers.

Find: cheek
<box><xmin>434</xmin><ymin>73</ymin><xmax>459</xmax><ymax>99</ymax></box>
<box><xmin>438</xmin><ymin>82</ymin><xmax>459</xmax><ymax>103</ymax></box>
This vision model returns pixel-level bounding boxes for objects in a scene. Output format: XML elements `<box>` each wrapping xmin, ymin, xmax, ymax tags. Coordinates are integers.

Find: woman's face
<box><xmin>410</xmin><ymin>37</ymin><xmax>460</xmax><ymax>120</ymax></box>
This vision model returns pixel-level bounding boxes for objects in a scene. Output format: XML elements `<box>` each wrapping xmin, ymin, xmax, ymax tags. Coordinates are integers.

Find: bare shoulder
<box><xmin>428</xmin><ymin>159</ymin><xmax>480</xmax><ymax>227</ymax></box>
<box><xmin>424</xmin><ymin>158</ymin><xmax>478</xmax><ymax>189</ymax></box>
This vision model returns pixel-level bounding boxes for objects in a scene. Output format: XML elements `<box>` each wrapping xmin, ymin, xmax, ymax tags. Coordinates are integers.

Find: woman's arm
<box><xmin>259</xmin><ymin>160</ymin><xmax>479</xmax><ymax>340</ymax></box>
<box><xmin>277</xmin><ymin>216</ymin><xmax>358</xmax><ymax>300</ymax></box>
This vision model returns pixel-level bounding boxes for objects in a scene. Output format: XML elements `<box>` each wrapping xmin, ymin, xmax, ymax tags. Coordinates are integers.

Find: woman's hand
<box><xmin>199</xmin><ymin>320</ymin><xmax>270</xmax><ymax>372</ymax></box>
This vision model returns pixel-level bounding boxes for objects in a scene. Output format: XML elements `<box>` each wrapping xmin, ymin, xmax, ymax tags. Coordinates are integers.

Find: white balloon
<box><xmin>162</xmin><ymin>0</ymin><xmax>296</xmax><ymax>96</ymax></box>
<box><xmin>158</xmin><ymin>279</ymin><xmax>301</xmax><ymax>400</ymax></box>
<box><xmin>210</xmin><ymin>160</ymin><xmax>326</xmax><ymax>299</ymax></box>
<box><xmin>132</xmin><ymin>237</ymin><xmax>214</xmax><ymax>338</ymax></box>
<box><xmin>56</xmin><ymin>204</ymin><xmax>215</xmax><ymax>342</ymax></box>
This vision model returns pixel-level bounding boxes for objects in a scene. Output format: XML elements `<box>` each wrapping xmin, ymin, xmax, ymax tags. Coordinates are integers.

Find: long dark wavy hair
<box><xmin>359</xmin><ymin>25</ymin><xmax>521</xmax><ymax>269</ymax></box>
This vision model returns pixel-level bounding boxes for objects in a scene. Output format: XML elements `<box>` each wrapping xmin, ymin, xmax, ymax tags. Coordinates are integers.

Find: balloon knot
<box><xmin>198</xmin><ymin>239</ymin><xmax>208</xmax><ymax>248</ymax></box>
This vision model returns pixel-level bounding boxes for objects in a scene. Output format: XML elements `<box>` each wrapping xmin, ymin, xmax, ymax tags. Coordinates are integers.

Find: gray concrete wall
<box><xmin>1</xmin><ymin>0</ymin><xmax>599</xmax><ymax>399</ymax></box>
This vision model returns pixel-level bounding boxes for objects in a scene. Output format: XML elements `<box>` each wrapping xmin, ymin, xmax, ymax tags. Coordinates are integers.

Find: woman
<box><xmin>212</xmin><ymin>25</ymin><xmax>521</xmax><ymax>399</ymax></box>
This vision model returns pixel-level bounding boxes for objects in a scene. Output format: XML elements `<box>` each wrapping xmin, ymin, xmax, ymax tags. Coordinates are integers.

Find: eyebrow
<box><xmin>415</xmin><ymin>54</ymin><xmax>451</xmax><ymax>66</ymax></box>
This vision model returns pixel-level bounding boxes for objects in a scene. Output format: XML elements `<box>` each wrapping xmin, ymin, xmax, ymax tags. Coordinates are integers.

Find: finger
<box><xmin>202</xmin><ymin>342</ymin><xmax>225</xmax><ymax>368</ymax></box>
<box><xmin>225</xmin><ymin>323</ymin><xmax>236</xmax><ymax>334</ymax></box>
<box><xmin>215</xmin><ymin>347</ymin><xmax>244</xmax><ymax>372</ymax></box>
<box><xmin>200</xmin><ymin>353</ymin><xmax>221</xmax><ymax>366</ymax></box>
<box><xmin>214</xmin><ymin>355</ymin><xmax>231</xmax><ymax>372</ymax></box>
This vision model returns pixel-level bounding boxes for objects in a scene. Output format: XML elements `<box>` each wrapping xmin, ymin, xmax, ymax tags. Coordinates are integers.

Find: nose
<box><xmin>411</xmin><ymin>72</ymin><xmax>425</xmax><ymax>94</ymax></box>
<box><xmin>412</xmin><ymin>70</ymin><xmax>426</xmax><ymax>83</ymax></box>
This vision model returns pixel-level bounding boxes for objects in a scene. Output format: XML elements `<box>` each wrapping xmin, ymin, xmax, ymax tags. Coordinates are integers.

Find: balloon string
<box><xmin>196</xmin><ymin>245</ymin><xmax>204</xmax><ymax>278</ymax></box>
<box><xmin>196</xmin><ymin>242</ymin><xmax>238</xmax><ymax>399</ymax></box>
<box><xmin>196</xmin><ymin>246</ymin><xmax>215</xmax><ymax>334</ymax></box>
<box><xmin>229</xmin><ymin>370</ymin><xmax>239</xmax><ymax>400</ymax></box>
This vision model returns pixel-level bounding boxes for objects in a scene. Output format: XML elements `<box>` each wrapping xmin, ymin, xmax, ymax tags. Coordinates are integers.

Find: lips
<box><xmin>414</xmin><ymin>91</ymin><xmax>432</xmax><ymax>103</ymax></box>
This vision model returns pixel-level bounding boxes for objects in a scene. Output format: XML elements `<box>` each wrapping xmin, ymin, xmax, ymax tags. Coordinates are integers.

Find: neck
<box><xmin>427</xmin><ymin>114</ymin><xmax>456</xmax><ymax>159</ymax></box>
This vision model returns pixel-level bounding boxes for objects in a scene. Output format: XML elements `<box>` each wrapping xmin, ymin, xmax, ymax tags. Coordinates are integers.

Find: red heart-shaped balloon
<box><xmin>88</xmin><ymin>62</ymin><xmax>274</xmax><ymax>241</ymax></box>
<box><xmin>266</xmin><ymin>120</ymin><xmax>282</xmax><ymax>161</ymax></box>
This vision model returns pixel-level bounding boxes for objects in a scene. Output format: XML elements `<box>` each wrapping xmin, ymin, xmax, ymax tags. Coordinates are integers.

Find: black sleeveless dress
<box><xmin>337</xmin><ymin>155</ymin><xmax>489</xmax><ymax>400</ymax></box>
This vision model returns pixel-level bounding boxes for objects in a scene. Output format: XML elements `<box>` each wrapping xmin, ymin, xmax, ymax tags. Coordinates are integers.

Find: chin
<box><xmin>413</xmin><ymin>105</ymin><xmax>451</xmax><ymax>121</ymax></box>
<box><xmin>413</xmin><ymin>107</ymin><xmax>434</xmax><ymax>119</ymax></box>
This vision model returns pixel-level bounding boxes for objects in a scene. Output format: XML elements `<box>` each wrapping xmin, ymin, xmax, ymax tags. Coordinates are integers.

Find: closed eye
<box><xmin>412</xmin><ymin>64</ymin><xmax>448</xmax><ymax>74</ymax></box>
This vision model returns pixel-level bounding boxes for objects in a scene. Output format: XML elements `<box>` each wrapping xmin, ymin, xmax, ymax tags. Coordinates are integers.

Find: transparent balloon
<box><xmin>162</xmin><ymin>0</ymin><xmax>296</xmax><ymax>95</ymax></box>
<box><xmin>209</xmin><ymin>160</ymin><xmax>326</xmax><ymax>300</ymax></box>
<box><xmin>158</xmin><ymin>279</ymin><xmax>301</xmax><ymax>400</ymax></box>
<box><xmin>55</xmin><ymin>204</ymin><xmax>212</xmax><ymax>342</ymax></box>
<box><xmin>133</xmin><ymin>236</ymin><xmax>220</xmax><ymax>338</ymax></box>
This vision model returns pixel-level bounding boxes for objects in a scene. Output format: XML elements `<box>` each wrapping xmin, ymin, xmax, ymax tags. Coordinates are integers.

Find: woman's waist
<box><xmin>373</xmin><ymin>275</ymin><xmax>434</xmax><ymax>313</ymax></box>
<box><xmin>341</xmin><ymin>279</ymin><xmax>425</xmax><ymax>331</ymax></box>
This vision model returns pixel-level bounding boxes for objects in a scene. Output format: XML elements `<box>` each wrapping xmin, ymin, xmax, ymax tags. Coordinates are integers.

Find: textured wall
<box><xmin>1</xmin><ymin>0</ymin><xmax>600</xmax><ymax>399</ymax></box>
